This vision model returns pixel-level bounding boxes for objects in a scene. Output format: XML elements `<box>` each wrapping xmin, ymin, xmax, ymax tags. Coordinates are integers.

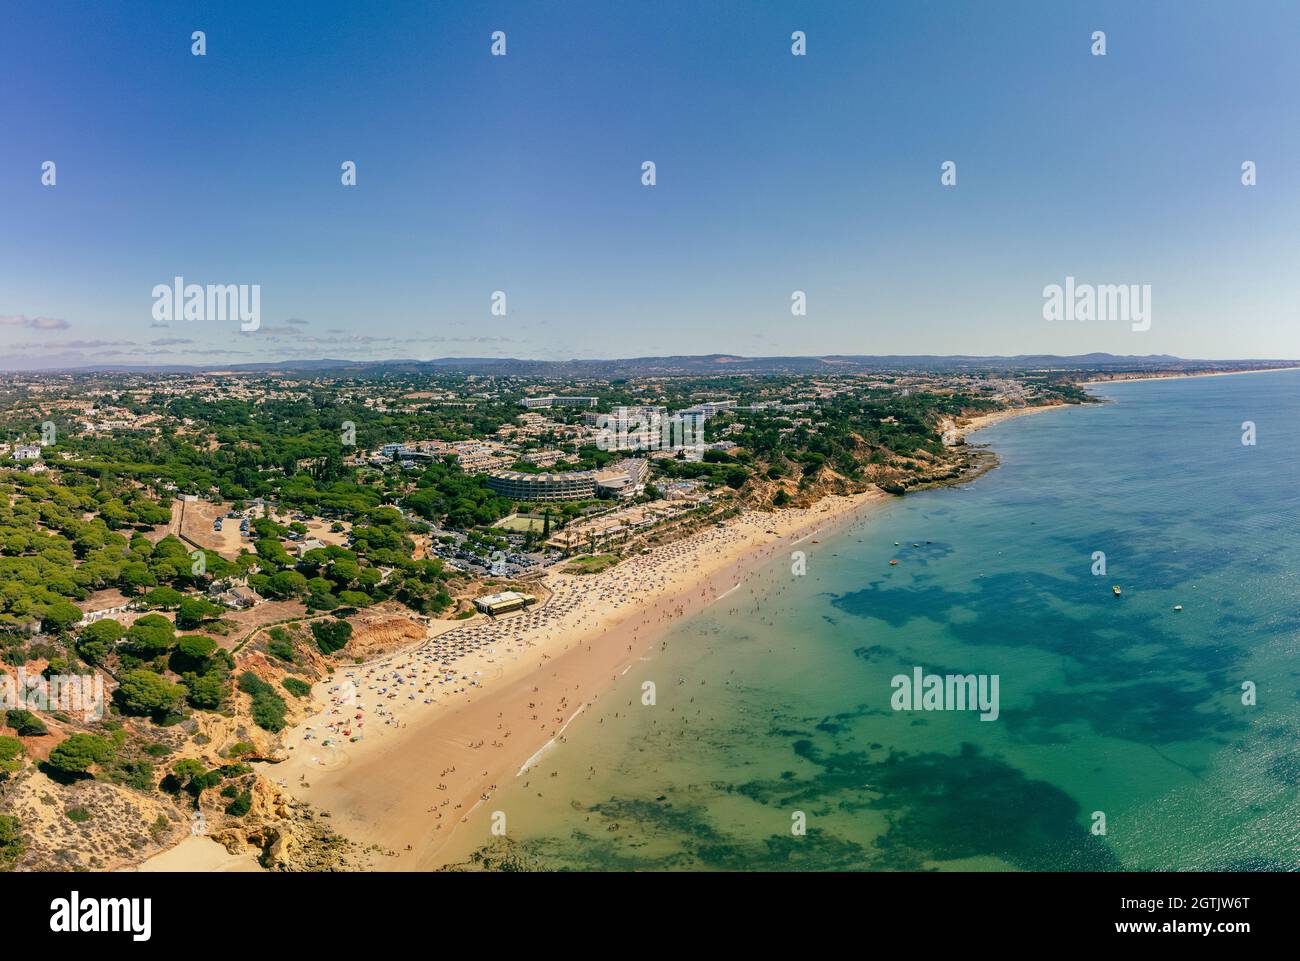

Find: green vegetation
<box><xmin>123</xmin><ymin>613</ymin><xmax>176</xmax><ymax>659</ymax></box>
<box><xmin>45</xmin><ymin>733</ymin><xmax>114</xmax><ymax>778</ymax></box>
<box><xmin>171</xmin><ymin>634</ymin><xmax>217</xmax><ymax>670</ymax></box>
<box><xmin>563</xmin><ymin>554</ymin><xmax>620</xmax><ymax>575</ymax></box>
<box><xmin>266</xmin><ymin>627</ymin><xmax>296</xmax><ymax>662</ymax></box>
<box><xmin>110</xmin><ymin>757</ymin><xmax>157</xmax><ymax>792</ymax></box>
<box><xmin>0</xmin><ymin>814</ymin><xmax>24</xmax><ymax>869</ymax></box>
<box><xmin>0</xmin><ymin>364</ymin><xmax>1096</xmax><ymax>843</ymax></box>
<box><xmin>164</xmin><ymin>758</ymin><xmax>223</xmax><ymax>797</ymax></box>
<box><xmin>76</xmin><ymin>618</ymin><xmax>124</xmax><ymax>664</ymax></box>
<box><xmin>115</xmin><ymin>669</ymin><xmax>185</xmax><ymax>718</ymax></box>
<box><xmin>310</xmin><ymin>618</ymin><xmax>353</xmax><ymax>655</ymax></box>
<box><xmin>404</xmin><ymin>461</ymin><xmax>512</xmax><ymax>528</ymax></box>
<box><xmin>0</xmin><ymin>735</ymin><xmax>24</xmax><ymax>774</ymax></box>
<box><xmin>143</xmin><ymin>586</ymin><xmax>184</xmax><ymax>609</ymax></box>
<box><xmin>176</xmin><ymin>596</ymin><xmax>221</xmax><ymax>629</ymax></box>
<box><xmin>237</xmin><ymin>672</ymin><xmax>288</xmax><ymax>732</ymax></box>
<box><xmin>492</xmin><ymin>513</ymin><xmax>546</xmax><ymax>533</ymax></box>
<box><xmin>5</xmin><ymin>709</ymin><xmax>48</xmax><ymax>737</ymax></box>
<box><xmin>224</xmin><ymin>790</ymin><xmax>253</xmax><ymax>817</ymax></box>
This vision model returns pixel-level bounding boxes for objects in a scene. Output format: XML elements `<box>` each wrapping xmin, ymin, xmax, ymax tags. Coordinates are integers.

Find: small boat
<box><xmin>1112</xmin><ymin>585</ymin><xmax>1122</xmax><ymax>597</ymax></box>
<box><xmin>1173</xmin><ymin>604</ymin><xmax>1183</xmax><ymax>611</ymax></box>
<box><xmin>889</xmin><ymin>559</ymin><xmax>899</xmax><ymax>566</ymax></box>
<box><xmin>894</xmin><ymin>542</ymin><xmax>900</xmax><ymax>546</ymax></box>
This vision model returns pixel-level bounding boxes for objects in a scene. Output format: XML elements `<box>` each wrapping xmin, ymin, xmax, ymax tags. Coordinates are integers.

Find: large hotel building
<box><xmin>486</xmin><ymin>458</ymin><xmax>649</xmax><ymax>503</ymax></box>
<box><xmin>517</xmin><ymin>395</ymin><xmax>599</xmax><ymax>410</ymax></box>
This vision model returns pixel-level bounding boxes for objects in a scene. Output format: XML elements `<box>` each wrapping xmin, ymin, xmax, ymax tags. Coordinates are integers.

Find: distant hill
<box><xmin>5</xmin><ymin>353</ymin><xmax>1297</xmax><ymax>377</ymax></box>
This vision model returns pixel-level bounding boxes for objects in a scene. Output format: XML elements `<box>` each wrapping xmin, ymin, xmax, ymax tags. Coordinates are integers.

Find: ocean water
<box><xmin>457</xmin><ymin>371</ymin><xmax>1300</xmax><ymax>871</ymax></box>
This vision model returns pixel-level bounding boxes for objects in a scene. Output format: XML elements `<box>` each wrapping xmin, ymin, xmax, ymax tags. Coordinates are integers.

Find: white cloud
<box><xmin>0</xmin><ymin>314</ymin><xmax>70</xmax><ymax>330</ymax></box>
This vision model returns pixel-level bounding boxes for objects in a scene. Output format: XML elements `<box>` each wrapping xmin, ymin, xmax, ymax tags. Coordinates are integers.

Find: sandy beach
<box><xmin>955</xmin><ymin>404</ymin><xmax>1066</xmax><ymax>439</ymax></box>
<box><xmin>138</xmin><ymin>836</ymin><xmax>263</xmax><ymax>872</ymax></box>
<box><xmin>1080</xmin><ymin>366</ymin><xmax>1300</xmax><ymax>386</ymax></box>
<box><xmin>135</xmin><ymin>400</ymin><xmax>1081</xmax><ymax>873</ymax></box>
<box><xmin>249</xmin><ymin>489</ymin><xmax>892</xmax><ymax>870</ymax></box>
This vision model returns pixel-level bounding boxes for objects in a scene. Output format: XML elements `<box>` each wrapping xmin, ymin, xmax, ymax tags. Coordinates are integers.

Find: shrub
<box><xmin>0</xmin><ymin>815</ymin><xmax>23</xmax><ymax>869</ymax></box>
<box><xmin>65</xmin><ymin>807</ymin><xmax>92</xmax><ymax>823</ymax></box>
<box><xmin>149</xmin><ymin>814</ymin><xmax>170</xmax><ymax>840</ymax></box>
<box><xmin>115</xmin><ymin>670</ymin><xmax>185</xmax><ymax>718</ymax></box>
<box><xmin>181</xmin><ymin>670</ymin><xmax>229</xmax><ymax>711</ymax></box>
<box><xmin>4</xmin><ymin>709</ymin><xmax>47</xmax><ymax>737</ymax></box>
<box><xmin>237</xmin><ymin>671</ymin><xmax>272</xmax><ymax>697</ymax></box>
<box><xmin>113</xmin><ymin>759</ymin><xmax>156</xmax><ymax>792</ymax></box>
<box><xmin>0</xmin><ymin>736</ymin><xmax>24</xmax><ymax>774</ymax></box>
<box><xmin>41</xmin><ymin>656</ymin><xmax>70</xmax><ymax>679</ymax></box>
<box><xmin>266</xmin><ymin>629</ymin><xmax>295</xmax><ymax>663</ymax></box>
<box><xmin>282</xmin><ymin>677</ymin><xmax>311</xmax><ymax>698</ymax></box>
<box><xmin>46</xmin><ymin>733</ymin><xmax>113</xmax><ymax>777</ymax></box>
<box><xmin>168</xmin><ymin>758</ymin><xmax>223</xmax><ymax>796</ymax></box>
<box><xmin>250</xmin><ymin>691</ymin><xmax>287</xmax><ymax>732</ymax></box>
<box><xmin>225</xmin><ymin>790</ymin><xmax>253</xmax><ymax>817</ymax></box>
<box><xmin>238</xmin><ymin>670</ymin><xmax>287</xmax><ymax>729</ymax></box>
<box><xmin>310</xmin><ymin>619</ymin><xmax>352</xmax><ymax>655</ymax></box>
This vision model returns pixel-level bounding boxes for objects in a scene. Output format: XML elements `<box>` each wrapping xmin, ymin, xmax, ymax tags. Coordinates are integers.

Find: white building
<box><xmin>519</xmin><ymin>395</ymin><xmax>598</xmax><ymax>409</ymax></box>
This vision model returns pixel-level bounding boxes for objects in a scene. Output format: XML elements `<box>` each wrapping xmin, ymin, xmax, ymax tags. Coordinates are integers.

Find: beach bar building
<box><xmin>473</xmin><ymin>590</ymin><xmax>537</xmax><ymax>617</ymax></box>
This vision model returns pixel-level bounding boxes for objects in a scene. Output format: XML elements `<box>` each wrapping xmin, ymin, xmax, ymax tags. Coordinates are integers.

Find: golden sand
<box><xmin>266</xmin><ymin>491</ymin><xmax>891</xmax><ymax>869</ymax></box>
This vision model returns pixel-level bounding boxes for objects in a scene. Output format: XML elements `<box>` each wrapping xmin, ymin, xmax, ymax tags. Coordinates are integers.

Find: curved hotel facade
<box><xmin>486</xmin><ymin>458</ymin><xmax>649</xmax><ymax>503</ymax></box>
<box><xmin>486</xmin><ymin>469</ymin><xmax>599</xmax><ymax>502</ymax></box>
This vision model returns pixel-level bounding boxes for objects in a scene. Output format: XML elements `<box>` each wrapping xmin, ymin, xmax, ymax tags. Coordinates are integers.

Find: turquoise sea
<box><xmin>462</xmin><ymin>370</ymin><xmax>1300</xmax><ymax>870</ymax></box>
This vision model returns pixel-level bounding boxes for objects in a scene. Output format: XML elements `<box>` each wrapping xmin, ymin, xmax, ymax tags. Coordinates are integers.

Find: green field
<box><xmin>562</xmin><ymin>554</ymin><xmax>620</xmax><ymax>575</ymax></box>
<box><xmin>493</xmin><ymin>513</ymin><xmax>546</xmax><ymax>533</ymax></box>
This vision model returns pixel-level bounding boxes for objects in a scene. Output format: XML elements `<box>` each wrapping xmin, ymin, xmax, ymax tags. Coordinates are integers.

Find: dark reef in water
<box><xmin>447</xmin><ymin>738</ymin><xmax>1122</xmax><ymax>872</ymax></box>
<box><xmin>831</xmin><ymin>567</ymin><xmax>1248</xmax><ymax>748</ymax></box>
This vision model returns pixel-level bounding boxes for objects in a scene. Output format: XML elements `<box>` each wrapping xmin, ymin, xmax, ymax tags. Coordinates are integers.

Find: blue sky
<box><xmin>2</xmin><ymin>0</ymin><xmax>1298</xmax><ymax>368</ymax></box>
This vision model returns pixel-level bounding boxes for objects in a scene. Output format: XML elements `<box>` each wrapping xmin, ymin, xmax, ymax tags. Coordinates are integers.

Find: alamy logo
<box><xmin>49</xmin><ymin>891</ymin><xmax>151</xmax><ymax>941</ymax></box>
<box><xmin>595</xmin><ymin>408</ymin><xmax>704</xmax><ymax>454</ymax></box>
<box><xmin>1042</xmin><ymin>276</ymin><xmax>1150</xmax><ymax>332</ymax></box>
<box><xmin>151</xmin><ymin>276</ymin><xmax>261</xmax><ymax>331</ymax></box>
<box><xmin>1</xmin><ymin>668</ymin><xmax>104</xmax><ymax>721</ymax></box>
<box><xmin>891</xmin><ymin>665</ymin><xmax>1000</xmax><ymax>721</ymax></box>
<box><xmin>336</xmin><ymin>679</ymin><xmax>358</xmax><ymax>707</ymax></box>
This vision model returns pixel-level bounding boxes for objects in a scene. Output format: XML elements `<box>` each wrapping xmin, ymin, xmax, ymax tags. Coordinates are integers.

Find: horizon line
<box><xmin>6</xmin><ymin>352</ymin><xmax>1300</xmax><ymax>376</ymax></box>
